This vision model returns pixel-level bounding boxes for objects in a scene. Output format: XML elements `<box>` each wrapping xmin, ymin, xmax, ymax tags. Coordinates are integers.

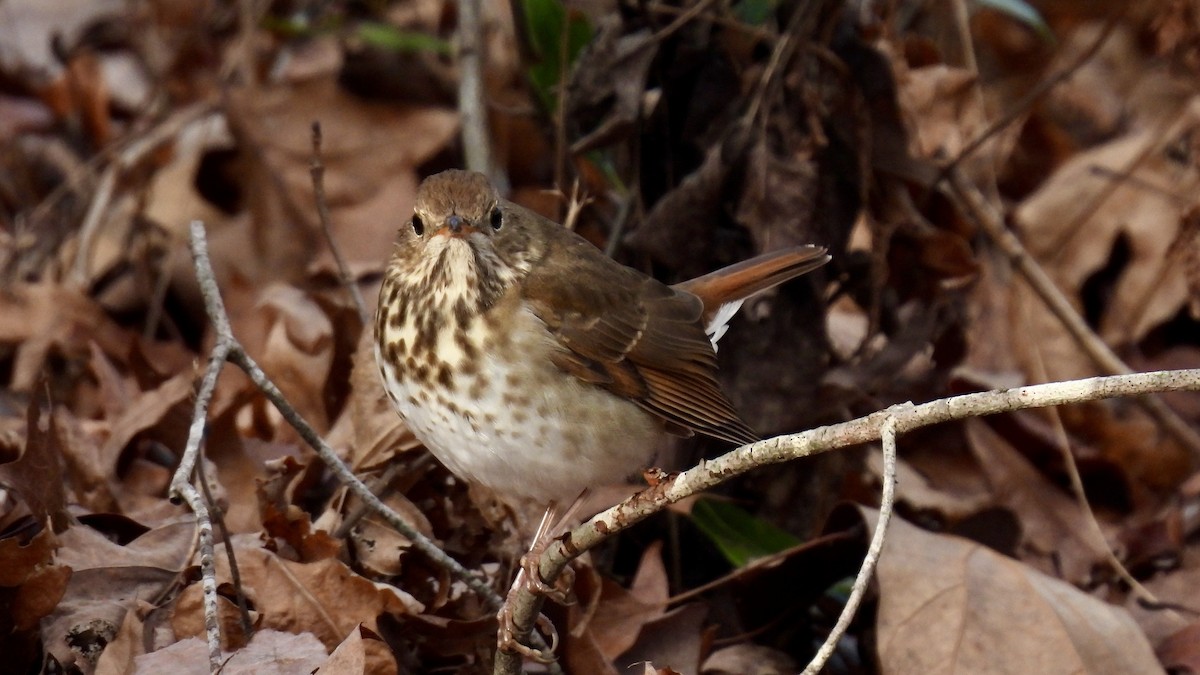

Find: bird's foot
<box><xmin>496</xmin><ymin>567</ymin><xmax>560</xmax><ymax>663</ymax></box>
<box><xmin>518</xmin><ymin>549</ymin><xmax>575</xmax><ymax>604</ymax></box>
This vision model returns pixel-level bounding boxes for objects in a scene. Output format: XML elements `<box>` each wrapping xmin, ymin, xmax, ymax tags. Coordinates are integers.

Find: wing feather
<box><xmin>519</xmin><ymin>210</ymin><xmax>757</xmax><ymax>444</ymax></box>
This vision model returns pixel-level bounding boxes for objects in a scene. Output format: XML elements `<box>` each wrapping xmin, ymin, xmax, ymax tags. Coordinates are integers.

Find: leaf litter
<box><xmin>0</xmin><ymin>1</ymin><xmax>1198</xmax><ymax>674</ymax></box>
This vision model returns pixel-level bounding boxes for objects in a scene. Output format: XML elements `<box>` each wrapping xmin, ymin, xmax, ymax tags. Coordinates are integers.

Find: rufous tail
<box><xmin>673</xmin><ymin>245</ymin><xmax>830</xmax><ymax>324</ymax></box>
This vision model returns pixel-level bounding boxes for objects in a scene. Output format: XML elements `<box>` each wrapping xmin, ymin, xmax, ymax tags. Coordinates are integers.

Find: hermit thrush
<box><xmin>374</xmin><ymin>170</ymin><xmax>828</xmax><ymax>506</ymax></box>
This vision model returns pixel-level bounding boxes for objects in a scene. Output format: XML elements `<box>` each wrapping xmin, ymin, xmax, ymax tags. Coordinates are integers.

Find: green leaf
<box><xmin>356</xmin><ymin>21</ymin><xmax>452</xmax><ymax>56</ymax></box>
<box><xmin>732</xmin><ymin>0</ymin><xmax>777</xmax><ymax>26</ymax></box>
<box><xmin>520</xmin><ymin>0</ymin><xmax>593</xmax><ymax>111</ymax></box>
<box><xmin>690</xmin><ymin>498</ymin><xmax>800</xmax><ymax>567</ymax></box>
<box><xmin>973</xmin><ymin>0</ymin><xmax>1054</xmax><ymax>41</ymax></box>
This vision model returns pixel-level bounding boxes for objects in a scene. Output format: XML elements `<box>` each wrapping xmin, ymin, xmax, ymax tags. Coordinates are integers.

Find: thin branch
<box><xmin>183</xmin><ymin>222</ymin><xmax>569</xmax><ymax>669</ymax></box>
<box><xmin>71</xmin><ymin>102</ymin><xmax>215</xmax><ymax>286</ymax></box>
<box><xmin>741</xmin><ymin>2</ymin><xmax>815</xmax><ymax>127</ymax></box>
<box><xmin>944</xmin><ymin>10</ymin><xmax>1125</xmax><ymax>173</ymax></box>
<box><xmin>309</xmin><ymin>122</ymin><xmax>370</xmax><ymax>325</ymax></box>
<box><xmin>457</xmin><ymin>0</ymin><xmax>507</xmax><ymax>192</ymax></box>
<box><xmin>494</xmin><ymin>368</ymin><xmax>1200</xmax><ymax>669</ymax></box>
<box><xmin>642</xmin><ymin>2</ymin><xmax>773</xmax><ymax>42</ymax></box>
<box><xmin>173</xmin><ymin>481</ymin><xmax>222</xmax><ymax>671</ymax></box>
<box><xmin>183</xmin><ymin>221</ymin><xmax>503</xmax><ymax>606</ymax></box>
<box><xmin>197</xmin><ymin>456</ymin><xmax>254</xmax><ymax>637</ymax></box>
<box><xmin>802</xmin><ymin>408</ymin><xmax>901</xmax><ymax>675</ymax></box>
<box><xmin>170</xmin><ymin>254</ymin><xmax>232</xmax><ymax>671</ymax></box>
<box><xmin>945</xmin><ymin>169</ymin><xmax>1200</xmax><ymax>460</ymax></box>
<box><xmin>1019</xmin><ymin>314</ymin><xmax>1165</xmax><ymax>607</ymax></box>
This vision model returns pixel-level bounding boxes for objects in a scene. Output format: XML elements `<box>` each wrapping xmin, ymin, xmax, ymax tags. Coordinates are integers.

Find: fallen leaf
<box><xmin>171</xmin><ymin>534</ymin><xmax>404</xmax><ymax>674</ymax></box>
<box><xmin>702</xmin><ymin>643</ymin><xmax>795</xmax><ymax>675</ymax></box>
<box><xmin>1</xmin><ymin>387</ymin><xmax>70</xmax><ymax>532</ymax></box>
<box><xmin>1157</xmin><ymin>620</ymin><xmax>1200</xmax><ymax>674</ymax></box>
<box><xmin>578</xmin><ymin>542</ymin><xmax>669</xmax><ymax>661</ymax></box>
<box><xmin>1014</xmin><ymin>96</ymin><xmax>1200</xmax><ymax>349</ymax></box>
<box><xmin>866</xmin><ymin>508</ymin><xmax>1162</xmax><ymax>675</ymax></box>
<box><xmin>315</xmin><ymin>625</ymin><xmax>369</xmax><ymax>675</ymax></box>
<box><xmin>965</xmin><ymin>418</ymin><xmax>1105</xmax><ymax>582</ymax></box>
<box><xmin>617</xmin><ymin>602</ymin><xmax>707</xmax><ymax>675</ymax></box>
<box><xmin>133</xmin><ymin>629</ymin><xmax>328</xmax><ymax>675</ymax></box>
<box><xmin>42</xmin><ymin>517</ymin><xmax>196</xmax><ymax>671</ymax></box>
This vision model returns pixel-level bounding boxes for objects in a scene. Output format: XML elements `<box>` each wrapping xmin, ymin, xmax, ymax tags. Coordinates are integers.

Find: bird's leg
<box><xmin>496</xmin><ymin>494</ymin><xmax>589</xmax><ymax>659</ymax></box>
<box><xmin>519</xmin><ymin>494</ymin><xmax>587</xmax><ymax>602</ymax></box>
<box><xmin>496</xmin><ymin>599</ymin><xmax>558</xmax><ymax>663</ymax></box>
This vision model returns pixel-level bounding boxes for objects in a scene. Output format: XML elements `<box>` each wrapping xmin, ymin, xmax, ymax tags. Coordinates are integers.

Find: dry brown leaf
<box><xmin>1015</xmin><ymin>96</ymin><xmax>1200</xmax><ymax>350</ymax></box>
<box><xmin>893</xmin><ymin>62</ymin><xmax>996</xmax><ymax>181</ymax></box>
<box><xmin>315</xmin><ymin>625</ymin><xmax>369</xmax><ymax>675</ymax></box>
<box><xmin>1</xmin><ymin>389</ymin><xmax>70</xmax><ymax>532</ymax></box>
<box><xmin>0</xmin><ymin>284</ymin><xmax>135</xmax><ymax>391</ymax></box>
<box><xmin>97</xmin><ymin>371</ymin><xmax>194</xmax><ymax>483</ymax></box>
<box><xmin>255</xmin><ymin>284</ymin><xmax>336</xmax><ymax>433</ymax></box>
<box><xmin>579</xmin><ymin>542</ymin><xmax>669</xmax><ymax>661</ymax></box>
<box><xmin>42</xmin><ymin>517</ymin><xmax>195</xmax><ymax>671</ymax></box>
<box><xmin>617</xmin><ymin>602</ymin><xmax>707</xmax><ymax>675</ymax></box>
<box><xmin>702</xmin><ymin>643</ymin><xmax>795</xmax><ymax>675</ymax></box>
<box><xmin>0</xmin><ymin>526</ymin><xmax>71</xmax><ymax>639</ymax></box>
<box><xmin>1157</xmin><ymin>620</ymin><xmax>1200</xmax><ymax>674</ymax></box>
<box><xmin>961</xmin><ymin>249</ymin><xmax>1022</xmax><ymax>375</ymax></box>
<box><xmin>735</xmin><ymin>136</ymin><xmax>819</xmax><ymax>253</ymax></box>
<box><xmin>867</xmin><ymin>508</ymin><xmax>1161</xmax><ymax>675</ymax></box>
<box><xmin>172</xmin><ymin>534</ymin><xmax>405</xmax><ymax>674</ymax></box>
<box><xmin>965</xmin><ymin>418</ymin><xmax>1105</xmax><ymax>582</ymax></box>
<box><xmin>93</xmin><ymin>599</ymin><xmax>153</xmax><ymax>675</ymax></box>
<box><xmin>1127</xmin><ymin>546</ymin><xmax>1200</xmax><ymax>647</ymax></box>
<box><xmin>257</xmin><ymin>456</ymin><xmax>342</xmax><ymax>562</ymax></box>
<box><xmin>224</xmin><ymin>70</ymin><xmax>458</xmax><ymax>278</ymax></box>
<box><xmin>865</xmin><ymin>448</ymin><xmax>991</xmax><ymax>523</ymax></box>
<box><xmin>335</xmin><ymin>329</ymin><xmax>420</xmax><ymax>472</ymax></box>
<box><xmin>338</xmin><ymin>488</ymin><xmax>434</xmax><ymax>578</ymax></box>
<box><xmin>0</xmin><ymin>525</ymin><xmax>60</xmax><ymax>587</ymax></box>
<box><xmin>133</xmin><ymin>630</ymin><xmax>328</xmax><ymax>675</ymax></box>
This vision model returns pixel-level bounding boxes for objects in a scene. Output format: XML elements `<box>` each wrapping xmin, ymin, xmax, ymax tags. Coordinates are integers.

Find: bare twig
<box><xmin>1019</xmin><ymin>307</ymin><xmax>1165</xmax><ymax>608</ymax></box>
<box><xmin>457</xmin><ymin>0</ymin><xmax>506</xmax><ymax>192</ymax></box>
<box><xmin>742</xmin><ymin>2</ymin><xmax>816</xmax><ymax>127</ymax></box>
<box><xmin>197</xmin><ymin>457</ymin><xmax>254</xmax><ymax>637</ymax></box>
<box><xmin>803</xmin><ymin>408</ymin><xmax>901</xmax><ymax>675</ymax></box>
<box><xmin>494</xmin><ymin>368</ymin><xmax>1200</xmax><ymax>673</ymax></box>
<box><xmin>71</xmin><ymin>102</ymin><xmax>216</xmax><ymax>286</ymax></box>
<box><xmin>603</xmin><ymin>192</ymin><xmax>634</xmax><ymax>258</ymax></box>
<box><xmin>945</xmin><ymin>10</ymin><xmax>1125</xmax><ymax>173</ymax></box>
<box><xmin>642</xmin><ymin>2</ymin><xmax>773</xmax><ymax>42</ymax></box>
<box><xmin>182</xmin><ymin>222</ymin><xmax>565</xmax><ymax>670</ymax></box>
<box><xmin>183</xmin><ymin>221</ymin><xmax>502</xmax><ymax>602</ymax></box>
<box><xmin>946</xmin><ymin>169</ymin><xmax>1200</xmax><ymax>460</ymax></box>
<box><xmin>551</xmin><ymin>2</ymin><xmax>570</xmax><ymax>212</ymax></box>
<box><xmin>170</xmin><ymin>281</ymin><xmax>231</xmax><ymax>671</ymax></box>
<box><xmin>309</xmin><ymin>122</ymin><xmax>370</xmax><ymax>325</ymax></box>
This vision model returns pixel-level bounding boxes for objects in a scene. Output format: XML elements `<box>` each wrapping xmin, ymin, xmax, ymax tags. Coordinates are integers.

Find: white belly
<box><xmin>376</xmin><ymin>302</ymin><xmax>661</xmax><ymax>504</ymax></box>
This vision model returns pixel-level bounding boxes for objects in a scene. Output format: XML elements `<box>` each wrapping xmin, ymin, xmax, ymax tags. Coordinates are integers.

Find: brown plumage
<box><xmin>374</xmin><ymin>170</ymin><xmax>829</xmax><ymax>503</ymax></box>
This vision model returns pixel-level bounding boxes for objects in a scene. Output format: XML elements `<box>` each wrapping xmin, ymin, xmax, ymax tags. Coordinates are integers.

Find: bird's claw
<box><xmin>497</xmin><ymin>604</ymin><xmax>559</xmax><ymax>663</ymax></box>
<box><xmin>519</xmin><ymin>552</ymin><xmax>575</xmax><ymax>605</ymax></box>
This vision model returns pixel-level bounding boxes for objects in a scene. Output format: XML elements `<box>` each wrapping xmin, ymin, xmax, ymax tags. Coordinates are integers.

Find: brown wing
<box><xmin>519</xmin><ymin>217</ymin><xmax>758</xmax><ymax>446</ymax></box>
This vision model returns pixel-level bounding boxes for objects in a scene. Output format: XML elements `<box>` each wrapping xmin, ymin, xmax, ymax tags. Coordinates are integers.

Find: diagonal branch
<box><xmin>176</xmin><ymin>221</ymin><xmax>548</xmax><ymax>673</ymax></box>
<box><xmin>495</xmin><ymin>368</ymin><xmax>1200</xmax><ymax>674</ymax></box>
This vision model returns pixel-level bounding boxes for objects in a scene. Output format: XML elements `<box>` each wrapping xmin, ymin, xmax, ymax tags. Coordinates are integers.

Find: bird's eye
<box><xmin>411</xmin><ymin>214</ymin><xmax>424</xmax><ymax>236</ymax></box>
<box><xmin>489</xmin><ymin>207</ymin><xmax>503</xmax><ymax>231</ymax></box>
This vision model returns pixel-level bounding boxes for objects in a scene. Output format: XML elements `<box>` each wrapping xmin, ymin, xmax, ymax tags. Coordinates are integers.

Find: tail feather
<box><xmin>674</xmin><ymin>245</ymin><xmax>829</xmax><ymax>326</ymax></box>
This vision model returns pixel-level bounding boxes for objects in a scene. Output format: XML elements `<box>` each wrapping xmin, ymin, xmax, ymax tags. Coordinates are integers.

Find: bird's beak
<box><xmin>433</xmin><ymin>214</ymin><xmax>481</xmax><ymax>239</ymax></box>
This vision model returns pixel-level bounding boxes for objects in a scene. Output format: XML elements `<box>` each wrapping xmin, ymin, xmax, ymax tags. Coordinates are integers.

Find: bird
<box><xmin>373</xmin><ymin>169</ymin><xmax>829</xmax><ymax>508</ymax></box>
